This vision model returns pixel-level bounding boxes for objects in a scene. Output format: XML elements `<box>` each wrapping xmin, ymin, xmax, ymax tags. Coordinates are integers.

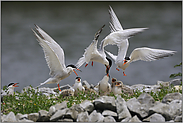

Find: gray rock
<box><xmin>137</xmin><ymin>93</ymin><xmax>155</xmax><ymax>107</ymax></box>
<box><xmin>18</xmin><ymin>119</ymin><xmax>34</xmax><ymax>122</ymax></box>
<box><xmin>103</xmin><ymin>116</ymin><xmax>116</xmax><ymax>122</ymax></box>
<box><xmin>57</xmin><ymin>118</ymin><xmax>74</xmax><ymax>122</ymax></box>
<box><xmin>48</xmin><ymin>101</ymin><xmax>68</xmax><ymax>116</ymax></box>
<box><xmin>48</xmin><ymin>105</ymin><xmax>56</xmax><ymax>116</ymax></box>
<box><xmin>169</xmin><ymin>100</ymin><xmax>182</xmax><ymax>119</ymax></box>
<box><xmin>93</xmin><ymin>96</ymin><xmax>116</xmax><ymax>112</ymax></box>
<box><xmin>79</xmin><ymin>100</ymin><xmax>94</xmax><ymax>113</ymax></box>
<box><xmin>65</xmin><ymin>104</ymin><xmax>85</xmax><ymax>120</ymax></box>
<box><xmin>76</xmin><ymin>111</ymin><xmax>89</xmax><ymax>122</ymax></box>
<box><xmin>15</xmin><ymin>113</ymin><xmax>23</xmax><ymax>120</ymax></box>
<box><xmin>19</xmin><ymin>114</ymin><xmax>28</xmax><ymax>120</ymax></box>
<box><xmin>88</xmin><ymin>110</ymin><xmax>104</xmax><ymax>122</ymax></box>
<box><xmin>50</xmin><ymin>108</ymin><xmax>69</xmax><ymax>121</ymax></box>
<box><xmin>128</xmin><ymin>115</ymin><xmax>142</xmax><ymax>122</ymax></box>
<box><xmin>131</xmin><ymin>84</ymin><xmax>161</xmax><ymax>93</ymax></box>
<box><xmin>143</xmin><ymin>113</ymin><xmax>165</xmax><ymax>122</ymax></box>
<box><xmin>157</xmin><ymin>80</ymin><xmax>170</xmax><ymax>87</ymax></box>
<box><xmin>102</xmin><ymin>110</ymin><xmax>117</xmax><ymax>118</ymax></box>
<box><xmin>127</xmin><ymin>97</ymin><xmax>149</xmax><ymax>118</ymax></box>
<box><xmin>149</xmin><ymin>100</ymin><xmax>182</xmax><ymax>121</ymax></box>
<box><xmin>162</xmin><ymin>92</ymin><xmax>182</xmax><ymax>104</ymax></box>
<box><xmin>2</xmin><ymin>111</ymin><xmax>17</xmax><ymax>122</ymax></box>
<box><xmin>28</xmin><ymin>113</ymin><xmax>39</xmax><ymax>122</ymax></box>
<box><xmin>169</xmin><ymin>78</ymin><xmax>182</xmax><ymax>86</ymax></box>
<box><xmin>121</xmin><ymin>117</ymin><xmax>131</xmax><ymax>122</ymax></box>
<box><xmin>174</xmin><ymin>115</ymin><xmax>182</xmax><ymax>122</ymax></box>
<box><xmin>115</xmin><ymin>95</ymin><xmax>131</xmax><ymax>120</ymax></box>
<box><xmin>37</xmin><ymin>110</ymin><xmax>50</xmax><ymax>122</ymax></box>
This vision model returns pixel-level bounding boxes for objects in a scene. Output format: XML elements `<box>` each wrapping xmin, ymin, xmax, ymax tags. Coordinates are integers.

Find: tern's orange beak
<box><xmin>13</xmin><ymin>83</ymin><xmax>19</xmax><ymax>87</ymax></box>
<box><xmin>123</xmin><ymin>60</ymin><xmax>127</xmax><ymax>65</ymax></box>
<box><xmin>73</xmin><ymin>68</ymin><xmax>82</xmax><ymax>76</ymax></box>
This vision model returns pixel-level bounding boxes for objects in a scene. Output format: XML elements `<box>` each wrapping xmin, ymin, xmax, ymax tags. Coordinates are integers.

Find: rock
<box><xmin>28</xmin><ymin>113</ymin><xmax>39</xmax><ymax>122</ymax></box>
<box><xmin>48</xmin><ymin>101</ymin><xmax>68</xmax><ymax>116</ymax></box>
<box><xmin>131</xmin><ymin>84</ymin><xmax>161</xmax><ymax>93</ymax></box>
<box><xmin>169</xmin><ymin>100</ymin><xmax>182</xmax><ymax>119</ymax></box>
<box><xmin>57</xmin><ymin>118</ymin><xmax>74</xmax><ymax>122</ymax></box>
<box><xmin>15</xmin><ymin>113</ymin><xmax>23</xmax><ymax>120</ymax></box>
<box><xmin>174</xmin><ymin>115</ymin><xmax>182</xmax><ymax>122</ymax></box>
<box><xmin>88</xmin><ymin>110</ymin><xmax>104</xmax><ymax>122</ymax></box>
<box><xmin>162</xmin><ymin>92</ymin><xmax>182</xmax><ymax>104</ymax></box>
<box><xmin>137</xmin><ymin>93</ymin><xmax>155</xmax><ymax>107</ymax></box>
<box><xmin>37</xmin><ymin>110</ymin><xmax>50</xmax><ymax>122</ymax></box>
<box><xmin>82</xmin><ymin>80</ymin><xmax>91</xmax><ymax>89</ymax></box>
<box><xmin>169</xmin><ymin>78</ymin><xmax>182</xmax><ymax>86</ymax></box>
<box><xmin>2</xmin><ymin>111</ymin><xmax>17</xmax><ymax>122</ymax></box>
<box><xmin>50</xmin><ymin>108</ymin><xmax>69</xmax><ymax>121</ymax></box>
<box><xmin>128</xmin><ymin>115</ymin><xmax>142</xmax><ymax>122</ymax></box>
<box><xmin>149</xmin><ymin>100</ymin><xmax>182</xmax><ymax>121</ymax></box>
<box><xmin>93</xmin><ymin>96</ymin><xmax>116</xmax><ymax>112</ymax></box>
<box><xmin>19</xmin><ymin>114</ymin><xmax>28</xmax><ymax>120</ymax></box>
<box><xmin>127</xmin><ymin>97</ymin><xmax>149</xmax><ymax>119</ymax></box>
<box><xmin>103</xmin><ymin>116</ymin><xmax>116</xmax><ymax>122</ymax></box>
<box><xmin>65</xmin><ymin>104</ymin><xmax>85</xmax><ymax>120</ymax></box>
<box><xmin>122</xmin><ymin>85</ymin><xmax>134</xmax><ymax>95</ymax></box>
<box><xmin>102</xmin><ymin>110</ymin><xmax>117</xmax><ymax>118</ymax></box>
<box><xmin>48</xmin><ymin>105</ymin><xmax>56</xmax><ymax>116</ymax></box>
<box><xmin>143</xmin><ymin>113</ymin><xmax>165</xmax><ymax>122</ymax></box>
<box><xmin>79</xmin><ymin>100</ymin><xmax>94</xmax><ymax>113</ymax></box>
<box><xmin>115</xmin><ymin>95</ymin><xmax>131</xmax><ymax>120</ymax></box>
<box><xmin>121</xmin><ymin>117</ymin><xmax>131</xmax><ymax>122</ymax></box>
<box><xmin>76</xmin><ymin>111</ymin><xmax>89</xmax><ymax>122</ymax></box>
<box><xmin>18</xmin><ymin>119</ymin><xmax>34</xmax><ymax>122</ymax></box>
<box><xmin>157</xmin><ymin>80</ymin><xmax>170</xmax><ymax>87</ymax></box>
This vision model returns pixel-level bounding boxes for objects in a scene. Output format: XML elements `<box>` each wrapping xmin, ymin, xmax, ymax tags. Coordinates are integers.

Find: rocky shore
<box><xmin>1</xmin><ymin>78</ymin><xmax>182</xmax><ymax>122</ymax></box>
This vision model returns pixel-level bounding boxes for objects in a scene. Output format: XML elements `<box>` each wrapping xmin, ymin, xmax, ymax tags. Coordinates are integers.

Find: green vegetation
<box><xmin>1</xmin><ymin>83</ymin><xmax>181</xmax><ymax>115</ymax></box>
<box><xmin>169</xmin><ymin>62</ymin><xmax>182</xmax><ymax>78</ymax></box>
<box><xmin>2</xmin><ymin>63</ymin><xmax>182</xmax><ymax>115</ymax></box>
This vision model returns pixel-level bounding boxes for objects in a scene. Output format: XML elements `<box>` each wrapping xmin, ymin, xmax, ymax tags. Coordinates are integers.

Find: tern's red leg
<box><xmin>91</xmin><ymin>61</ymin><xmax>93</xmax><ymax>66</ymax></box>
<box><xmin>116</xmin><ymin>68</ymin><xmax>120</xmax><ymax>71</ymax></box>
<box><xmin>73</xmin><ymin>70</ymin><xmax>78</xmax><ymax>76</ymax></box>
<box><xmin>57</xmin><ymin>84</ymin><xmax>61</xmax><ymax>91</ymax></box>
<box><xmin>85</xmin><ymin>64</ymin><xmax>88</xmax><ymax>67</ymax></box>
<box><xmin>123</xmin><ymin>72</ymin><xmax>127</xmax><ymax>76</ymax></box>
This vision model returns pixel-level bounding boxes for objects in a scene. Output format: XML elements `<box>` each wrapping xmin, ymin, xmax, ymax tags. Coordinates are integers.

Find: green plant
<box><xmin>169</xmin><ymin>62</ymin><xmax>182</xmax><ymax>78</ymax></box>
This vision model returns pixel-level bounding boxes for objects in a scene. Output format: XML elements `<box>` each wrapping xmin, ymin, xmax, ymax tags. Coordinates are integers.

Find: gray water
<box><xmin>2</xmin><ymin>2</ymin><xmax>182</xmax><ymax>92</ymax></box>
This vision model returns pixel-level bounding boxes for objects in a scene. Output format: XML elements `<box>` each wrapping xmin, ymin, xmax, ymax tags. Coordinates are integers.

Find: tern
<box><xmin>73</xmin><ymin>77</ymin><xmax>85</xmax><ymax>96</ymax></box>
<box><xmin>75</xmin><ymin>25</ymin><xmax>112</xmax><ymax>75</ymax></box>
<box><xmin>111</xmin><ymin>80</ymin><xmax>123</xmax><ymax>95</ymax></box>
<box><xmin>105</xmin><ymin>6</ymin><xmax>176</xmax><ymax>76</ymax></box>
<box><xmin>98</xmin><ymin>74</ymin><xmax>111</xmax><ymax>96</ymax></box>
<box><xmin>32</xmin><ymin>25</ymin><xmax>81</xmax><ymax>91</ymax></box>
<box><xmin>7</xmin><ymin>83</ymin><xmax>19</xmax><ymax>95</ymax></box>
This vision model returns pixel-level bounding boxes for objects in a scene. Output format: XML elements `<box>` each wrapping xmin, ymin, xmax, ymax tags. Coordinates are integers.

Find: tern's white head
<box><xmin>75</xmin><ymin>77</ymin><xmax>81</xmax><ymax>83</ymax></box>
<box><xmin>7</xmin><ymin>83</ymin><xmax>19</xmax><ymax>95</ymax></box>
<box><xmin>66</xmin><ymin>64</ymin><xmax>82</xmax><ymax>76</ymax></box>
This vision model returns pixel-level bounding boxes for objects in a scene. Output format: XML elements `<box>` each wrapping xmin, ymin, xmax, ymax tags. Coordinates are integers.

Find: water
<box><xmin>2</xmin><ymin>2</ymin><xmax>182</xmax><ymax>92</ymax></box>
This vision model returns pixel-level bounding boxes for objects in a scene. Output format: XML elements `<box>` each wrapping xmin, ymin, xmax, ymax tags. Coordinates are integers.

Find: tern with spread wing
<box><xmin>75</xmin><ymin>25</ymin><xmax>112</xmax><ymax>74</ymax></box>
<box><xmin>32</xmin><ymin>25</ymin><xmax>81</xmax><ymax>91</ymax></box>
<box><xmin>105</xmin><ymin>6</ymin><xmax>176</xmax><ymax>76</ymax></box>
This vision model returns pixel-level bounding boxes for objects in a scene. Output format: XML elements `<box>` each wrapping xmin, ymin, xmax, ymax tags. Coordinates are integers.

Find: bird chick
<box><xmin>98</xmin><ymin>74</ymin><xmax>111</xmax><ymax>96</ymax></box>
<box><xmin>73</xmin><ymin>77</ymin><xmax>85</xmax><ymax>96</ymax></box>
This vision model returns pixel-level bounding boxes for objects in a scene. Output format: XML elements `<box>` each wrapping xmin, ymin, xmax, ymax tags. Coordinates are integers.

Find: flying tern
<box><xmin>105</xmin><ymin>6</ymin><xmax>176</xmax><ymax>76</ymax></box>
<box><xmin>32</xmin><ymin>25</ymin><xmax>81</xmax><ymax>91</ymax></box>
<box><xmin>75</xmin><ymin>25</ymin><xmax>112</xmax><ymax>75</ymax></box>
